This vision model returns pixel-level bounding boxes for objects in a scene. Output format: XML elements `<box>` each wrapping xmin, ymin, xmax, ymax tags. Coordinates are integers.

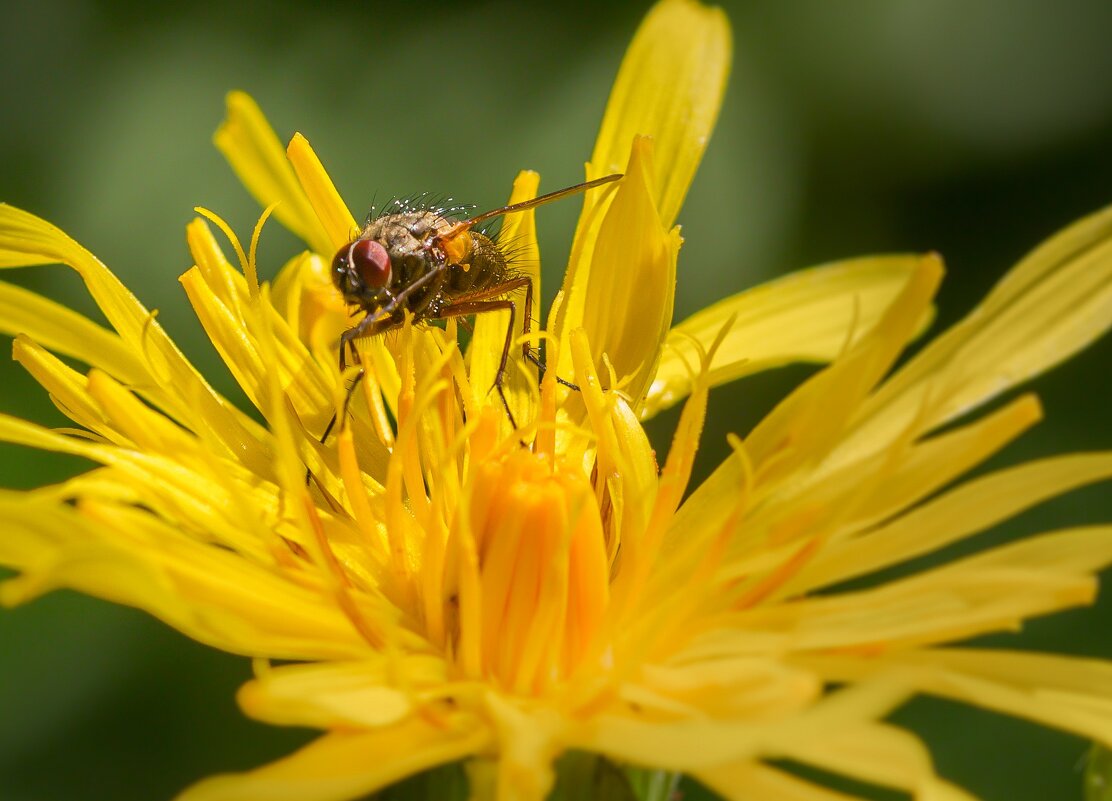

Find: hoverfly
<box><xmin>327</xmin><ymin>173</ymin><xmax>622</xmax><ymax>431</ymax></box>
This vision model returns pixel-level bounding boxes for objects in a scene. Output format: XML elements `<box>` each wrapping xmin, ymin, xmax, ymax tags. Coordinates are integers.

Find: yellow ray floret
<box><xmin>1</xmin><ymin>0</ymin><xmax>1112</xmax><ymax>799</ymax></box>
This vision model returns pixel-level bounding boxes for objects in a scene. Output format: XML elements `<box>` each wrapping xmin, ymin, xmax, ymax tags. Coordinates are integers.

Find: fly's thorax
<box><xmin>361</xmin><ymin>210</ymin><xmax>455</xmax><ymax>293</ymax></box>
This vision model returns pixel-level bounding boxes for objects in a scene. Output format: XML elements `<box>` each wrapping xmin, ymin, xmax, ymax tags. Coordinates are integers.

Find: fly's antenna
<box><xmin>435</xmin><ymin>173</ymin><xmax>623</xmax><ymax>244</ymax></box>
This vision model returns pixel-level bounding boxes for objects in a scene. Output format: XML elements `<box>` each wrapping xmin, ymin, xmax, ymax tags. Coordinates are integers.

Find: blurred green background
<box><xmin>1</xmin><ymin>1</ymin><xmax>1111</xmax><ymax>799</ymax></box>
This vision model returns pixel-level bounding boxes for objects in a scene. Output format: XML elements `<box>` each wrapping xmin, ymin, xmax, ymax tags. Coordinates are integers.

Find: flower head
<box><xmin>3</xmin><ymin>1</ymin><xmax>1112</xmax><ymax>800</ymax></box>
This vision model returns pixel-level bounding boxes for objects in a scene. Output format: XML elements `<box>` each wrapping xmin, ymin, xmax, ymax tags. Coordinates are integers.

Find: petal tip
<box><xmin>286</xmin><ymin>131</ymin><xmax>309</xmax><ymax>157</ymax></box>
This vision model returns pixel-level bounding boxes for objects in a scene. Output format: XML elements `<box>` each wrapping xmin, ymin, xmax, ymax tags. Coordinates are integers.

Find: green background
<box><xmin>1</xmin><ymin>1</ymin><xmax>1111</xmax><ymax>799</ymax></box>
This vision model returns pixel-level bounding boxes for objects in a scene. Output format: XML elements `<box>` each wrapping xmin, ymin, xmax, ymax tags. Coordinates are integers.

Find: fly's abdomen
<box><xmin>448</xmin><ymin>232</ymin><xmax>508</xmax><ymax>297</ymax></box>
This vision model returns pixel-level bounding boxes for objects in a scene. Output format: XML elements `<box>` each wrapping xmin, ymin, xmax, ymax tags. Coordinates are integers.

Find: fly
<box><xmin>326</xmin><ymin>173</ymin><xmax>623</xmax><ymax>433</ymax></box>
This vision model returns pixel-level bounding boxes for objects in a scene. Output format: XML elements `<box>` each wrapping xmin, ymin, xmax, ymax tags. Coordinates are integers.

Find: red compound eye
<box><xmin>349</xmin><ymin>239</ymin><xmax>392</xmax><ymax>289</ymax></box>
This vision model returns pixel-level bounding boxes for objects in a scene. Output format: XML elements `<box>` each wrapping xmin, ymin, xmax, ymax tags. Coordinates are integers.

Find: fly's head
<box><xmin>331</xmin><ymin>236</ymin><xmax>393</xmax><ymax>309</ymax></box>
<box><xmin>331</xmin><ymin>210</ymin><xmax>454</xmax><ymax>309</ymax></box>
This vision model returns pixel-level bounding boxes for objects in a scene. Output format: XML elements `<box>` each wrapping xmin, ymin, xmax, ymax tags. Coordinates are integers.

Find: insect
<box><xmin>327</xmin><ymin>172</ymin><xmax>623</xmax><ymax>431</ymax></box>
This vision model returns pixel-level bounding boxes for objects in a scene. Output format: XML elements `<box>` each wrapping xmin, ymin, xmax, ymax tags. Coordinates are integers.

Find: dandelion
<box><xmin>2</xmin><ymin>1</ymin><xmax>1112</xmax><ymax>799</ymax></box>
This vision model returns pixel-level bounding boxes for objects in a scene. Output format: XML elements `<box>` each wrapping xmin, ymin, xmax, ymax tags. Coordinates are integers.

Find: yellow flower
<box><xmin>2</xmin><ymin>1</ymin><xmax>1112</xmax><ymax>800</ymax></box>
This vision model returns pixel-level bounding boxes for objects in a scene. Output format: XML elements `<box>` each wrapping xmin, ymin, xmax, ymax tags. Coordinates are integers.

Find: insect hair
<box><xmin>365</xmin><ymin>191</ymin><xmax>476</xmax><ymax>226</ymax></box>
<box><xmin>487</xmin><ymin>229</ymin><xmax>535</xmax><ymax>270</ymax></box>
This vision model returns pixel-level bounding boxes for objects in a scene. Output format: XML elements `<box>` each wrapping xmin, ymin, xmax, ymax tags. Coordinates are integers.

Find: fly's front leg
<box><xmin>338</xmin><ymin>313</ymin><xmax>375</xmax><ymax>373</ymax></box>
<box><xmin>328</xmin><ymin>312</ymin><xmax>395</xmax><ymax>441</ymax></box>
<box><xmin>307</xmin><ymin>316</ymin><xmax>379</xmax><ymax>485</ymax></box>
<box><xmin>327</xmin><ymin>321</ymin><xmax>372</xmax><ymax>448</ymax></box>
<box><xmin>317</xmin><ymin>371</ymin><xmax>366</xmax><ymax>446</ymax></box>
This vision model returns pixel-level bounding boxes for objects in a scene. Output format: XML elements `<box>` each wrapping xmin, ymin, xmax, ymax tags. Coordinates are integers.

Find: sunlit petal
<box><xmin>176</xmin><ymin>720</ymin><xmax>491</xmax><ymax>801</ymax></box>
<box><xmin>643</xmin><ymin>255</ymin><xmax>932</xmax><ymax>419</ymax></box>
<box><xmin>214</xmin><ymin>91</ymin><xmax>333</xmax><ymax>255</ymax></box>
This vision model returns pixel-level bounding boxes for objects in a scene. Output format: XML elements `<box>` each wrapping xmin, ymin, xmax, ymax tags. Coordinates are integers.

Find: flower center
<box><xmin>448</xmin><ymin>447</ymin><xmax>610</xmax><ymax>695</ymax></box>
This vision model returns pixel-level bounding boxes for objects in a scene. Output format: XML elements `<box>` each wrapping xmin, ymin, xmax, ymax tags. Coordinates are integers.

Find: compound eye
<box><xmin>331</xmin><ymin>245</ymin><xmax>352</xmax><ymax>276</ymax></box>
<box><xmin>350</xmin><ymin>239</ymin><xmax>392</xmax><ymax>289</ymax></box>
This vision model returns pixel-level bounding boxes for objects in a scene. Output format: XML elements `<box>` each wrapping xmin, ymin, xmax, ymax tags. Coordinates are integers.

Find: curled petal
<box><xmin>574</xmin><ymin>138</ymin><xmax>681</xmax><ymax>408</ymax></box>
<box><xmin>554</xmin><ymin>0</ymin><xmax>730</xmax><ymax>385</ymax></box>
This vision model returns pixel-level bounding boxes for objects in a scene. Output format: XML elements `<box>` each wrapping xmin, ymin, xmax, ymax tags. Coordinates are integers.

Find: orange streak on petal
<box><xmin>300</xmin><ymin>495</ymin><xmax>384</xmax><ymax>649</ymax></box>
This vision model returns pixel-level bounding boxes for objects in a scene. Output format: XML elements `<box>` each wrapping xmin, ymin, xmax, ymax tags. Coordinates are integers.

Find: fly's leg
<box><xmin>523</xmin><ymin>350</ymin><xmax>579</xmax><ymax>391</ymax></box>
<box><xmin>451</xmin><ymin>276</ymin><xmax>580</xmax><ymax>394</ymax></box>
<box><xmin>435</xmin><ymin>297</ymin><xmax>519</xmax><ymax>428</ymax></box>
<box><xmin>338</xmin><ymin>329</ymin><xmax>359</xmax><ymax>374</ymax></box>
<box><xmin>328</xmin><ymin>311</ymin><xmax>402</xmax><ymax>440</ymax></box>
<box><xmin>305</xmin><ymin>314</ymin><xmax>391</xmax><ymax>486</ymax></box>
<box><xmin>320</xmin><ymin>323</ymin><xmax>372</xmax><ymax>448</ymax></box>
<box><xmin>317</xmin><ymin>369</ymin><xmax>366</xmax><ymax>445</ymax></box>
<box><xmin>516</xmin><ymin>276</ymin><xmax>579</xmax><ymax>390</ymax></box>
<box><xmin>315</xmin><ymin>264</ymin><xmax>444</xmax><ymax>449</ymax></box>
<box><xmin>520</xmin><ymin>274</ymin><xmax>534</xmax><ymax>362</ymax></box>
<box><xmin>306</xmin><ymin>371</ymin><xmax>363</xmax><ymax>487</ymax></box>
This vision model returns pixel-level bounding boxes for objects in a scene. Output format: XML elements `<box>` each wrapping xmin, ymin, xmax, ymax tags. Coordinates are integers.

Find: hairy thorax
<box><xmin>360</xmin><ymin>211</ymin><xmax>454</xmax><ymax>312</ymax></box>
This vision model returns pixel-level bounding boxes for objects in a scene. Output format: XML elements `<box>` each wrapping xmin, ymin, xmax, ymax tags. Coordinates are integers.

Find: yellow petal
<box><xmin>726</xmin><ymin>393</ymin><xmax>1044</xmax><ymax>582</ymax></box>
<box><xmin>269</xmin><ymin>250</ymin><xmax>404</xmax><ymax>447</ymax></box>
<box><xmin>575</xmin><ymin>138</ymin><xmax>681</xmax><ymax>406</ymax></box>
<box><xmin>609</xmin><ymin>327</ymin><xmax>719</xmax><ymax>628</ymax></box>
<box><xmin>272</xmin><ymin>133</ymin><xmax>408</xmax><ymax>459</ymax></box>
<box><xmin>840</xmin><ymin>201</ymin><xmax>1112</xmax><ymax>463</ymax></box>
<box><xmin>237</xmin><ymin>660</ymin><xmax>431</xmax><ymax>729</ymax></box>
<box><xmin>0</xmin><ymin>490</ymin><xmax>81</xmax><ymax>565</ymax></box>
<box><xmin>180</xmin><ymin>265</ymin><xmax>333</xmax><ymax>437</ymax></box>
<box><xmin>287</xmin><ymin>133</ymin><xmax>359</xmax><ymax>253</ymax></box>
<box><xmin>468</xmin><ymin>170</ymin><xmax>541</xmax><ymax>426</ymax></box>
<box><xmin>939</xmin><ymin>524</ymin><xmax>1112</xmax><ymax>578</ymax></box>
<box><xmin>175</xmin><ymin>720</ymin><xmax>491</xmax><ymax>801</ymax></box>
<box><xmin>569</xmin><ymin>328</ymin><xmax>659</xmax><ymax>553</ymax></box>
<box><xmin>778</xmin><ymin>723</ymin><xmax>978</xmax><ymax>801</ymax></box>
<box><xmin>626</xmin><ymin>658</ymin><xmax>819</xmax><ymax>722</ymax></box>
<box><xmin>574</xmin><ymin>679</ymin><xmax>910</xmax><ymax>770</ymax></box>
<box><xmin>482</xmin><ymin>693</ymin><xmax>567</xmax><ymax>801</ymax></box>
<box><xmin>642</xmin><ymin>255</ymin><xmax>932</xmax><ymax>419</ymax></box>
<box><xmin>0</xmin><ymin>280</ymin><xmax>148</xmax><ymax>389</ymax></box>
<box><xmin>590</xmin><ymin>0</ymin><xmax>731</xmax><ymax>228</ymax></box>
<box><xmin>0</xmin><ymin>492</ymin><xmax>372</xmax><ymax>660</ymax></box>
<box><xmin>84</xmin><ymin>369</ymin><xmax>199</xmax><ymax>456</ymax></box>
<box><xmin>271</xmin><ymin>251</ymin><xmax>350</xmax><ymax>353</ymax></box>
<box><xmin>553</xmin><ymin>0</ymin><xmax>730</xmax><ymax>383</ymax></box>
<box><xmin>671</xmin><ymin>256</ymin><xmax>943</xmax><ymax>548</ymax></box>
<box><xmin>731</xmin><ymin>526</ymin><xmax>1112</xmax><ymax>652</ymax></box>
<box><xmin>181</xmin><ymin>219</ymin><xmax>390</xmax><ymax>483</ymax></box>
<box><xmin>0</xmin><ymin>204</ymin><xmax>273</xmax><ymax>477</ymax></box>
<box><xmin>214</xmin><ymin>92</ymin><xmax>334</xmax><ymax>256</ymax></box>
<box><xmin>801</xmin><ymin>648</ymin><xmax>1112</xmax><ymax>749</ymax></box>
<box><xmin>0</xmin><ymin>411</ymin><xmax>292</xmax><ymax>565</ymax></box>
<box><xmin>697</xmin><ymin>762</ymin><xmax>870</xmax><ymax>801</ymax></box>
<box><xmin>12</xmin><ymin>335</ymin><xmax>115</xmax><ymax>441</ymax></box>
<box><xmin>790</xmin><ymin>452</ymin><xmax>1112</xmax><ymax>593</ymax></box>
<box><xmin>745</xmin><ymin>254</ymin><xmax>944</xmax><ymax>474</ymax></box>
